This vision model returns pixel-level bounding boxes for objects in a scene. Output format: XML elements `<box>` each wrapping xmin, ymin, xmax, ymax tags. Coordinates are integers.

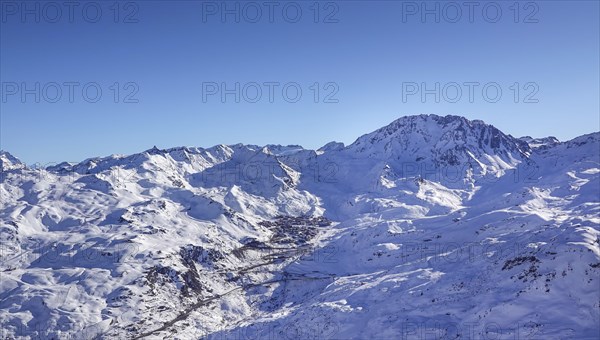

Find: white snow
<box><xmin>1</xmin><ymin>114</ymin><xmax>598</xmax><ymax>339</ymax></box>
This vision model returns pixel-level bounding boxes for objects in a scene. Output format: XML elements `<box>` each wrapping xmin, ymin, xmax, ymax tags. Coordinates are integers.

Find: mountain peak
<box><xmin>347</xmin><ymin>114</ymin><xmax>531</xmax><ymax>169</ymax></box>
<box><xmin>318</xmin><ymin>141</ymin><xmax>345</xmax><ymax>153</ymax></box>
<box><xmin>0</xmin><ymin>151</ymin><xmax>25</xmax><ymax>171</ymax></box>
<box><xmin>519</xmin><ymin>136</ymin><xmax>560</xmax><ymax>149</ymax></box>
<box><xmin>373</xmin><ymin>114</ymin><xmax>486</xmax><ymax>135</ymax></box>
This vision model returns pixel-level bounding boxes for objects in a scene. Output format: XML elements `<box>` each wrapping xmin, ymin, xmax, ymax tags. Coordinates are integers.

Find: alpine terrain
<box><xmin>1</xmin><ymin>114</ymin><xmax>599</xmax><ymax>339</ymax></box>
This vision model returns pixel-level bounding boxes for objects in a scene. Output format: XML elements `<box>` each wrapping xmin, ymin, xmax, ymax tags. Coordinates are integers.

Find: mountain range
<box><xmin>1</xmin><ymin>114</ymin><xmax>599</xmax><ymax>339</ymax></box>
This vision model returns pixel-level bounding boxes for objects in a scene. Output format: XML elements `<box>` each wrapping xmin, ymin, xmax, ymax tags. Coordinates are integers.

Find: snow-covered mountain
<box><xmin>348</xmin><ymin>114</ymin><xmax>531</xmax><ymax>163</ymax></box>
<box><xmin>1</xmin><ymin>114</ymin><xmax>599</xmax><ymax>339</ymax></box>
<box><xmin>519</xmin><ymin>136</ymin><xmax>560</xmax><ymax>149</ymax></box>
<box><xmin>0</xmin><ymin>151</ymin><xmax>25</xmax><ymax>172</ymax></box>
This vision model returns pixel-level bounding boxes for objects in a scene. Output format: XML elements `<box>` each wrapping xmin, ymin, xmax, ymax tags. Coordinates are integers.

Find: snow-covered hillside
<box><xmin>1</xmin><ymin>114</ymin><xmax>598</xmax><ymax>339</ymax></box>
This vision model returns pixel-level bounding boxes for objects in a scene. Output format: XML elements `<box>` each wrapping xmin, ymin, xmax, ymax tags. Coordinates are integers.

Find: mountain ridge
<box><xmin>1</xmin><ymin>114</ymin><xmax>598</xmax><ymax>339</ymax></box>
<box><xmin>4</xmin><ymin>115</ymin><xmax>598</xmax><ymax>172</ymax></box>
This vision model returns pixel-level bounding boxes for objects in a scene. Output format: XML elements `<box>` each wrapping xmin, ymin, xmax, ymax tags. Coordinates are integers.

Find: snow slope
<box><xmin>1</xmin><ymin>115</ymin><xmax>598</xmax><ymax>339</ymax></box>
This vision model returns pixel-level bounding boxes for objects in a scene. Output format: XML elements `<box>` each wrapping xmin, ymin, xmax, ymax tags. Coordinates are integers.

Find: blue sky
<box><xmin>1</xmin><ymin>0</ymin><xmax>599</xmax><ymax>165</ymax></box>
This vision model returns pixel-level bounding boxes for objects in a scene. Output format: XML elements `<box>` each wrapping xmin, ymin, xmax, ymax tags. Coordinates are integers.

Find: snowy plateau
<box><xmin>0</xmin><ymin>114</ymin><xmax>599</xmax><ymax>339</ymax></box>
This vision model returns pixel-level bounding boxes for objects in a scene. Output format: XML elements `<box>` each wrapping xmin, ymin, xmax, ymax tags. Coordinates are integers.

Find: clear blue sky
<box><xmin>1</xmin><ymin>0</ymin><xmax>599</xmax><ymax>165</ymax></box>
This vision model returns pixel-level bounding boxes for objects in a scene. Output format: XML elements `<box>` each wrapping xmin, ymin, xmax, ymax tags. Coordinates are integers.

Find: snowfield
<box><xmin>1</xmin><ymin>114</ymin><xmax>599</xmax><ymax>339</ymax></box>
